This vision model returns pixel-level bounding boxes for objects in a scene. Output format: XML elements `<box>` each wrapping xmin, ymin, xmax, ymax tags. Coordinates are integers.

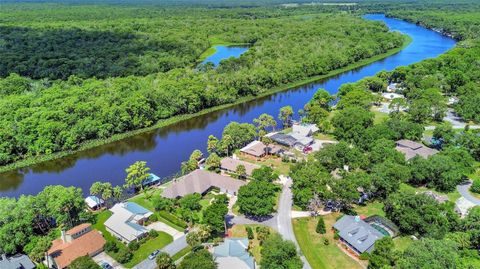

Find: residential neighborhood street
<box><xmin>457</xmin><ymin>181</ymin><xmax>480</xmax><ymax>206</ymax></box>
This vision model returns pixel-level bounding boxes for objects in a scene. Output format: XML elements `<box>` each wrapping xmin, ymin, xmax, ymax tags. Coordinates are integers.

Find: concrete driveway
<box><xmin>147</xmin><ymin>221</ymin><xmax>184</xmax><ymax>240</ymax></box>
<box><xmin>457</xmin><ymin>181</ymin><xmax>480</xmax><ymax>205</ymax></box>
<box><xmin>92</xmin><ymin>252</ymin><xmax>126</xmax><ymax>269</ymax></box>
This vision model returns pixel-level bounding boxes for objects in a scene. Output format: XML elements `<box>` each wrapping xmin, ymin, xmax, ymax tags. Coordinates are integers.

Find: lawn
<box><xmin>354</xmin><ymin>201</ymin><xmax>386</xmax><ymax>217</ymax></box>
<box><xmin>128</xmin><ymin>188</ymin><xmax>163</xmax><ymax>212</ymax></box>
<box><xmin>124</xmin><ymin>232</ymin><xmax>173</xmax><ymax>268</ymax></box>
<box><xmin>230</xmin><ymin>224</ymin><xmax>274</xmax><ymax>262</ymax></box>
<box><xmin>313</xmin><ymin>132</ymin><xmax>336</xmax><ymax>141</ymax></box>
<box><xmin>400</xmin><ymin>183</ymin><xmax>461</xmax><ymax>201</ymax></box>
<box><xmin>172</xmin><ymin>246</ymin><xmax>192</xmax><ymax>261</ymax></box>
<box><xmin>237</xmin><ymin>154</ymin><xmax>291</xmax><ymax>175</ymax></box>
<box><xmin>393</xmin><ymin>236</ymin><xmax>414</xmax><ymax>252</ymax></box>
<box><xmin>293</xmin><ymin>215</ymin><xmax>365</xmax><ymax>269</ymax></box>
<box><xmin>93</xmin><ymin>210</ymin><xmax>115</xmax><ymax>243</ymax></box>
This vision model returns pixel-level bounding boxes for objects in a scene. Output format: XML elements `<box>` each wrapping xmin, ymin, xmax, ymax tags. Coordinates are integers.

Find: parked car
<box><xmin>148</xmin><ymin>250</ymin><xmax>160</xmax><ymax>260</ymax></box>
<box><xmin>99</xmin><ymin>261</ymin><xmax>113</xmax><ymax>269</ymax></box>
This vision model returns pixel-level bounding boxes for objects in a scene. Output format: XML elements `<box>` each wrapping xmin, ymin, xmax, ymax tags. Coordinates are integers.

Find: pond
<box><xmin>0</xmin><ymin>14</ymin><xmax>456</xmax><ymax>197</ymax></box>
<box><xmin>200</xmin><ymin>45</ymin><xmax>249</xmax><ymax>67</ymax></box>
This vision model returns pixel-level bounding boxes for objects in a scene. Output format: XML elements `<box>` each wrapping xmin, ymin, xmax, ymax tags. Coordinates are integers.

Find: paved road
<box><xmin>132</xmin><ymin>235</ymin><xmax>187</xmax><ymax>269</ymax></box>
<box><xmin>277</xmin><ymin>178</ymin><xmax>312</xmax><ymax>269</ymax></box>
<box><xmin>457</xmin><ymin>181</ymin><xmax>480</xmax><ymax>205</ymax></box>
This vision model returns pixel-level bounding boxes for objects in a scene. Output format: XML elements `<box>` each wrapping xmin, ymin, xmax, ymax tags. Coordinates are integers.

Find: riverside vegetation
<box><xmin>0</xmin><ymin>4</ymin><xmax>405</xmax><ymax>167</ymax></box>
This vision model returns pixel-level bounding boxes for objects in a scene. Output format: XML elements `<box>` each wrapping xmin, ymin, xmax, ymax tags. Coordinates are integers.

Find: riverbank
<box><xmin>0</xmin><ymin>35</ymin><xmax>412</xmax><ymax>174</ymax></box>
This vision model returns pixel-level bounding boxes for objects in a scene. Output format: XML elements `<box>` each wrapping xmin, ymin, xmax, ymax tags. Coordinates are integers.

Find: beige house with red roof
<box><xmin>46</xmin><ymin>223</ymin><xmax>105</xmax><ymax>269</ymax></box>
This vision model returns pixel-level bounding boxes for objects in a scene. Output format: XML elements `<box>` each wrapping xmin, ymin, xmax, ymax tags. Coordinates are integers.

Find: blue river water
<box><xmin>0</xmin><ymin>14</ymin><xmax>456</xmax><ymax>197</ymax></box>
<box><xmin>201</xmin><ymin>45</ymin><xmax>249</xmax><ymax>66</ymax></box>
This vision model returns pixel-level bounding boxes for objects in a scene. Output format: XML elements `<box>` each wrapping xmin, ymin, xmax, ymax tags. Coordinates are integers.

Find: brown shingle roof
<box><xmin>241</xmin><ymin>141</ymin><xmax>266</xmax><ymax>157</ymax></box>
<box><xmin>48</xmin><ymin>224</ymin><xmax>105</xmax><ymax>269</ymax></box>
<box><xmin>66</xmin><ymin>223</ymin><xmax>91</xmax><ymax>235</ymax></box>
<box><xmin>220</xmin><ymin>157</ymin><xmax>260</xmax><ymax>176</ymax></box>
<box><xmin>395</xmin><ymin>139</ymin><xmax>438</xmax><ymax>160</ymax></box>
<box><xmin>161</xmin><ymin>169</ymin><xmax>246</xmax><ymax>199</ymax></box>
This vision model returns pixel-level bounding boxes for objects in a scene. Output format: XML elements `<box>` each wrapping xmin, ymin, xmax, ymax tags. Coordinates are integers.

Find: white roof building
<box><xmin>291</xmin><ymin>123</ymin><xmax>319</xmax><ymax>137</ymax></box>
<box><xmin>455</xmin><ymin>197</ymin><xmax>477</xmax><ymax>218</ymax></box>
<box><xmin>104</xmin><ymin>202</ymin><xmax>153</xmax><ymax>243</ymax></box>
<box><xmin>85</xmin><ymin>196</ymin><xmax>104</xmax><ymax>210</ymax></box>
<box><xmin>382</xmin><ymin>92</ymin><xmax>404</xmax><ymax>101</ymax></box>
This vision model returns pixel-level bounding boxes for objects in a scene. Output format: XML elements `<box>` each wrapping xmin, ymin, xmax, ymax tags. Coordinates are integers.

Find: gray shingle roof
<box><xmin>213</xmin><ymin>238</ymin><xmax>255</xmax><ymax>269</ymax></box>
<box><xmin>0</xmin><ymin>254</ymin><xmax>35</xmax><ymax>269</ymax></box>
<box><xmin>333</xmin><ymin>215</ymin><xmax>385</xmax><ymax>253</ymax></box>
<box><xmin>220</xmin><ymin>157</ymin><xmax>260</xmax><ymax>176</ymax></box>
<box><xmin>396</xmin><ymin>139</ymin><xmax>438</xmax><ymax>160</ymax></box>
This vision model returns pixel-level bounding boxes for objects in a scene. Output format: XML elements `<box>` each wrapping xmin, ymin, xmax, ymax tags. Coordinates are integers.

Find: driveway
<box><xmin>457</xmin><ymin>181</ymin><xmax>480</xmax><ymax>205</ymax></box>
<box><xmin>132</xmin><ymin>235</ymin><xmax>187</xmax><ymax>269</ymax></box>
<box><xmin>92</xmin><ymin>252</ymin><xmax>126</xmax><ymax>269</ymax></box>
<box><xmin>147</xmin><ymin>222</ymin><xmax>184</xmax><ymax>240</ymax></box>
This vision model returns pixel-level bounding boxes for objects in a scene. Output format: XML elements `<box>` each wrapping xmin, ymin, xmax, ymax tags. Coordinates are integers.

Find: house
<box><xmin>85</xmin><ymin>195</ymin><xmax>104</xmax><ymax>211</ymax></box>
<box><xmin>142</xmin><ymin>173</ymin><xmax>161</xmax><ymax>187</ymax></box>
<box><xmin>104</xmin><ymin>202</ymin><xmax>153</xmax><ymax>243</ymax></box>
<box><xmin>395</xmin><ymin>139</ymin><xmax>439</xmax><ymax>160</ymax></box>
<box><xmin>455</xmin><ymin>197</ymin><xmax>477</xmax><ymax>218</ymax></box>
<box><xmin>386</xmin><ymin>83</ymin><xmax>400</xmax><ymax>92</ymax></box>
<box><xmin>161</xmin><ymin>169</ymin><xmax>246</xmax><ymax>199</ymax></box>
<box><xmin>240</xmin><ymin>141</ymin><xmax>283</xmax><ymax>158</ymax></box>
<box><xmin>333</xmin><ymin>215</ymin><xmax>385</xmax><ymax>255</ymax></box>
<box><xmin>220</xmin><ymin>157</ymin><xmax>260</xmax><ymax>176</ymax></box>
<box><xmin>46</xmin><ymin>223</ymin><xmax>105</xmax><ymax>269</ymax></box>
<box><xmin>213</xmin><ymin>238</ymin><xmax>255</xmax><ymax>269</ymax></box>
<box><xmin>291</xmin><ymin>123</ymin><xmax>319</xmax><ymax>137</ymax></box>
<box><xmin>0</xmin><ymin>253</ymin><xmax>35</xmax><ymax>269</ymax></box>
<box><xmin>269</xmin><ymin>133</ymin><xmax>313</xmax><ymax>150</ymax></box>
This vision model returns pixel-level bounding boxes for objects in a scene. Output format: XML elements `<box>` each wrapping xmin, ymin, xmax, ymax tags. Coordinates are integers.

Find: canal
<box><xmin>0</xmin><ymin>14</ymin><xmax>457</xmax><ymax>197</ymax></box>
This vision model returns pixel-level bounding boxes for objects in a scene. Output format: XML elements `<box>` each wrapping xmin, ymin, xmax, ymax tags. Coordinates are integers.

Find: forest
<box><xmin>0</xmin><ymin>5</ymin><xmax>405</xmax><ymax>167</ymax></box>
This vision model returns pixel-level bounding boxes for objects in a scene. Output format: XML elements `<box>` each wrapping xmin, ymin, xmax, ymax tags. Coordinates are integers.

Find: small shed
<box><xmin>142</xmin><ymin>173</ymin><xmax>161</xmax><ymax>187</ymax></box>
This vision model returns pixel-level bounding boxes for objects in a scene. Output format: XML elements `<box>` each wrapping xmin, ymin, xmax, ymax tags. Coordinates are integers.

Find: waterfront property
<box><xmin>161</xmin><ymin>169</ymin><xmax>246</xmax><ymax>198</ymax></box>
<box><xmin>0</xmin><ymin>253</ymin><xmax>35</xmax><ymax>269</ymax></box>
<box><xmin>47</xmin><ymin>223</ymin><xmax>105</xmax><ymax>269</ymax></box>
<box><xmin>142</xmin><ymin>173</ymin><xmax>161</xmax><ymax>187</ymax></box>
<box><xmin>104</xmin><ymin>202</ymin><xmax>153</xmax><ymax>243</ymax></box>
<box><xmin>220</xmin><ymin>157</ymin><xmax>260</xmax><ymax>176</ymax></box>
<box><xmin>333</xmin><ymin>215</ymin><xmax>385</xmax><ymax>255</ymax></box>
<box><xmin>395</xmin><ymin>139</ymin><xmax>438</xmax><ymax>160</ymax></box>
<box><xmin>240</xmin><ymin>140</ymin><xmax>283</xmax><ymax>158</ymax></box>
<box><xmin>267</xmin><ymin>123</ymin><xmax>318</xmax><ymax>151</ymax></box>
<box><xmin>213</xmin><ymin>238</ymin><xmax>255</xmax><ymax>269</ymax></box>
<box><xmin>85</xmin><ymin>195</ymin><xmax>105</xmax><ymax>211</ymax></box>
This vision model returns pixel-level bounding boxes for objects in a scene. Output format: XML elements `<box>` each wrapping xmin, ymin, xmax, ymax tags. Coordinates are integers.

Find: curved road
<box><xmin>457</xmin><ymin>181</ymin><xmax>480</xmax><ymax>205</ymax></box>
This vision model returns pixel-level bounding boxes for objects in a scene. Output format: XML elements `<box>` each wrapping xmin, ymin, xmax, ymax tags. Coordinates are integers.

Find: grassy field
<box><xmin>393</xmin><ymin>236</ymin><xmax>414</xmax><ymax>252</ymax></box>
<box><xmin>293</xmin><ymin>215</ymin><xmax>365</xmax><ymax>269</ymax></box>
<box><xmin>128</xmin><ymin>188</ymin><xmax>163</xmax><ymax>212</ymax></box>
<box><xmin>400</xmin><ymin>183</ymin><xmax>461</xmax><ymax>201</ymax></box>
<box><xmin>124</xmin><ymin>232</ymin><xmax>173</xmax><ymax>268</ymax></box>
<box><xmin>237</xmin><ymin>154</ymin><xmax>291</xmax><ymax>175</ymax></box>
<box><xmin>354</xmin><ymin>201</ymin><xmax>386</xmax><ymax>217</ymax></box>
<box><xmin>230</xmin><ymin>224</ymin><xmax>275</xmax><ymax>263</ymax></box>
<box><xmin>172</xmin><ymin>246</ymin><xmax>192</xmax><ymax>261</ymax></box>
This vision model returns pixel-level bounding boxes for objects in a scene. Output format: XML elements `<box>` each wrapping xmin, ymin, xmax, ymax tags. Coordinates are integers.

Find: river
<box><xmin>0</xmin><ymin>14</ymin><xmax>456</xmax><ymax>197</ymax></box>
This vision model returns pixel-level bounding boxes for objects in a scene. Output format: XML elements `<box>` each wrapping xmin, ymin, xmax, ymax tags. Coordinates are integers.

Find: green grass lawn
<box><xmin>354</xmin><ymin>201</ymin><xmax>386</xmax><ymax>217</ymax></box>
<box><xmin>124</xmin><ymin>232</ymin><xmax>173</xmax><ymax>268</ymax></box>
<box><xmin>400</xmin><ymin>183</ymin><xmax>461</xmax><ymax>201</ymax></box>
<box><xmin>128</xmin><ymin>188</ymin><xmax>163</xmax><ymax>212</ymax></box>
<box><xmin>293</xmin><ymin>215</ymin><xmax>365</xmax><ymax>269</ymax></box>
<box><xmin>172</xmin><ymin>246</ymin><xmax>192</xmax><ymax>261</ymax></box>
<box><xmin>393</xmin><ymin>236</ymin><xmax>414</xmax><ymax>252</ymax></box>
<box><xmin>93</xmin><ymin>210</ymin><xmax>115</xmax><ymax>242</ymax></box>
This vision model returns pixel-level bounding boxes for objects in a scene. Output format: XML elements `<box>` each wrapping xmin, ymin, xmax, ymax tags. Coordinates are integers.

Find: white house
<box><xmin>85</xmin><ymin>195</ymin><xmax>104</xmax><ymax>211</ymax></box>
<box><xmin>455</xmin><ymin>197</ymin><xmax>476</xmax><ymax>218</ymax></box>
<box><xmin>104</xmin><ymin>202</ymin><xmax>153</xmax><ymax>243</ymax></box>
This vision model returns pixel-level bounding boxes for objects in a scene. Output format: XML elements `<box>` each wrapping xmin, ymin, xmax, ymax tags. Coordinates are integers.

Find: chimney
<box><xmin>61</xmin><ymin>230</ymin><xmax>67</xmax><ymax>243</ymax></box>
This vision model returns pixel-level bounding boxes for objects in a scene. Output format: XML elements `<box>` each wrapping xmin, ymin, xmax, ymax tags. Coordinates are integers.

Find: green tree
<box><xmin>26</xmin><ymin>236</ymin><xmax>52</xmax><ymax>263</ymax></box>
<box><xmin>237</xmin><ymin>180</ymin><xmax>278</xmax><ymax>217</ymax></box>
<box><xmin>125</xmin><ymin>161</ymin><xmax>150</xmax><ymax>192</ymax></box>
<box><xmin>207</xmin><ymin>135</ymin><xmax>219</xmax><ymax>154</ymax></box>
<box><xmin>178</xmin><ymin>193</ymin><xmax>202</xmax><ymax>211</ymax></box>
<box><xmin>332</xmin><ymin>106</ymin><xmax>374</xmax><ymax>145</ymax></box>
<box><xmin>368</xmin><ymin>237</ymin><xmax>396</xmax><ymax>269</ymax></box>
<box><xmin>202</xmin><ymin>197</ymin><xmax>228</xmax><ymax>235</ymax></box>
<box><xmin>178</xmin><ymin>249</ymin><xmax>216</xmax><ymax>269</ymax></box>
<box><xmin>235</xmin><ymin>164</ymin><xmax>247</xmax><ymax>179</ymax></box>
<box><xmin>254</xmin><ymin>113</ymin><xmax>277</xmax><ymax>133</ymax></box>
<box><xmin>156</xmin><ymin>252</ymin><xmax>176</xmax><ymax>269</ymax></box>
<box><xmin>397</xmin><ymin>238</ymin><xmax>459</xmax><ymax>269</ymax></box>
<box><xmin>205</xmin><ymin>153</ymin><xmax>221</xmax><ymax>171</ymax></box>
<box><xmin>113</xmin><ymin>186</ymin><xmax>123</xmax><ymax>202</ymax></box>
<box><xmin>186</xmin><ymin>225</ymin><xmax>211</xmax><ymax>247</ymax></box>
<box><xmin>279</xmin><ymin>106</ymin><xmax>294</xmax><ymax>128</ymax></box>
<box><xmin>251</xmin><ymin>166</ymin><xmax>278</xmax><ymax>182</ymax></box>
<box><xmin>316</xmin><ymin>216</ymin><xmax>326</xmax><ymax>234</ymax></box>
<box><xmin>471</xmin><ymin>179</ymin><xmax>480</xmax><ymax>194</ymax></box>
<box><xmin>69</xmin><ymin>256</ymin><xmax>101</xmax><ymax>269</ymax></box>
<box><xmin>260</xmin><ymin>234</ymin><xmax>303</xmax><ymax>269</ymax></box>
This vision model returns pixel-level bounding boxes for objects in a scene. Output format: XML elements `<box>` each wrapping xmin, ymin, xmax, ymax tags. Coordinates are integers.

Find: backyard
<box><xmin>293</xmin><ymin>214</ymin><xmax>365</xmax><ymax>269</ymax></box>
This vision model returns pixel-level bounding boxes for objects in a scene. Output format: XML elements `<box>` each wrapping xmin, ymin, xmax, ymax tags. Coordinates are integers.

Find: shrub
<box><xmin>471</xmin><ymin>179</ymin><xmax>480</xmax><ymax>194</ymax></box>
<box><xmin>359</xmin><ymin>252</ymin><xmax>369</xmax><ymax>260</ymax></box>
<box><xmin>149</xmin><ymin>214</ymin><xmax>158</xmax><ymax>222</ymax></box>
<box><xmin>334</xmin><ymin>231</ymin><xmax>340</xmax><ymax>240</ymax></box>
<box><xmin>104</xmin><ymin>241</ymin><xmax>119</xmax><ymax>253</ymax></box>
<box><xmin>323</xmin><ymin>238</ymin><xmax>330</xmax><ymax>245</ymax></box>
<box><xmin>128</xmin><ymin>241</ymin><xmax>140</xmax><ymax>251</ymax></box>
<box><xmin>316</xmin><ymin>216</ymin><xmax>326</xmax><ymax>234</ymax></box>
<box><xmin>158</xmin><ymin>210</ymin><xmax>188</xmax><ymax>228</ymax></box>
<box><xmin>149</xmin><ymin>230</ymin><xmax>159</xmax><ymax>238</ymax></box>
<box><xmin>246</xmin><ymin>226</ymin><xmax>254</xmax><ymax>240</ymax></box>
<box><xmin>114</xmin><ymin>248</ymin><xmax>133</xmax><ymax>263</ymax></box>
